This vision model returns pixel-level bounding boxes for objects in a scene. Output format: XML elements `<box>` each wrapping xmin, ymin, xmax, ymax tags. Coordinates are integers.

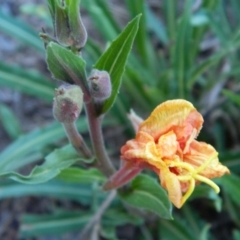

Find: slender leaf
<box><xmin>0</xmin><ymin>145</ymin><xmax>84</xmax><ymax>184</ymax></box>
<box><xmin>234</xmin><ymin>230</ymin><xmax>240</xmax><ymax>240</ymax></box>
<box><xmin>145</xmin><ymin>4</ymin><xmax>168</xmax><ymax>45</ymax></box>
<box><xmin>125</xmin><ymin>0</ymin><xmax>156</xmax><ymax>72</ymax></box>
<box><xmin>159</xmin><ymin>218</ymin><xmax>196</xmax><ymax>240</ymax></box>
<box><xmin>20</xmin><ymin>211</ymin><xmax>92</xmax><ymax>237</ymax></box>
<box><xmin>173</xmin><ymin>0</ymin><xmax>192</xmax><ymax>98</ymax></box>
<box><xmin>0</xmin><ymin>103</ymin><xmax>22</xmax><ymax>139</ymax></box>
<box><xmin>82</xmin><ymin>0</ymin><xmax>119</xmax><ymax>41</ymax></box>
<box><xmin>199</xmin><ymin>224</ymin><xmax>211</xmax><ymax>240</ymax></box>
<box><xmin>222</xmin><ymin>89</ymin><xmax>240</xmax><ymax>106</ymax></box>
<box><xmin>0</xmin><ymin>62</ymin><xmax>55</xmax><ymax>102</ymax></box>
<box><xmin>0</xmin><ymin>180</ymin><xmax>106</xmax><ymax>204</ymax></box>
<box><xmin>120</xmin><ymin>174</ymin><xmax>172</xmax><ymax>219</ymax></box>
<box><xmin>57</xmin><ymin>167</ymin><xmax>106</xmax><ymax>183</ymax></box>
<box><xmin>187</xmin><ymin>52</ymin><xmax>224</xmax><ymax>88</ymax></box>
<box><xmin>104</xmin><ymin>208</ymin><xmax>143</xmax><ymax>226</ymax></box>
<box><xmin>163</xmin><ymin>0</ymin><xmax>176</xmax><ymax>42</ymax></box>
<box><xmin>216</xmin><ymin>174</ymin><xmax>240</xmax><ymax>206</ymax></box>
<box><xmin>94</xmin><ymin>15</ymin><xmax>141</xmax><ymax>114</ymax></box>
<box><xmin>0</xmin><ymin>118</ymin><xmax>88</xmax><ymax>172</ymax></box>
<box><xmin>0</xmin><ymin>10</ymin><xmax>44</xmax><ymax>52</ymax></box>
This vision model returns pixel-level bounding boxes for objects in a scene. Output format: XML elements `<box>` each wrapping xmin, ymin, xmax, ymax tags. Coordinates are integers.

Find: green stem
<box><xmin>63</xmin><ymin>122</ymin><xmax>92</xmax><ymax>158</ymax></box>
<box><xmin>85</xmin><ymin>100</ymin><xmax>115</xmax><ymax>177</ymax></box>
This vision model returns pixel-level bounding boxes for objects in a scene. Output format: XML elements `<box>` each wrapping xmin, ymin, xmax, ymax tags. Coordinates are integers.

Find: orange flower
<box><xmin>104</xmin><ymin>100</ymin><xmax>230</xmax><ymax>208</ymax></box>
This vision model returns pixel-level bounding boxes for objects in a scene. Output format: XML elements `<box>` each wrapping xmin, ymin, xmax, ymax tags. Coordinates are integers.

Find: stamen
<box><xmin>177</xmin><ymin>175</ymin><xmax>192</xmax><ymax>181</ymax></box>
<box><xmin>165</xmin><ymin>161</ymin><xmax>195</xmax><ymax>172</ymax></box>
<box><xmin>180</xmin><ymin>178</ymin><xmax>195</xmax><ymax>207</ymax></box>
<box><xmin>194</xmin><ymin>174</ymin><xmax>220</xmax><ymax>193</ymax></box>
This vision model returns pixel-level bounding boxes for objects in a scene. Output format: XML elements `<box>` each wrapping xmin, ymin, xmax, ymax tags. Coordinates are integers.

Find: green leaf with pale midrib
<box><xmin>20</xmin><ymin>213</ymin><xmax>91</xmax><ymax>237</ymax></box>
<box><xmin>0</xmin><ymin>181</ymin><xmax>106</xmax><ymax>204</ymax></box>
<box><xmin>94</xmin><ymin>15</ymin><xmax>141</xmax><ymax>114</ymax></box>
<box><xmin>0</xmin><ymin>145</ymin><xmax>85</xmax><ymax>184</ymax></box>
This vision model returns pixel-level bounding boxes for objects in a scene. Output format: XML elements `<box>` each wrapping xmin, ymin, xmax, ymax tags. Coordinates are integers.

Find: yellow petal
<box><xmin>160</xmin><ymin>167</ymin><xmax>182</xmax><ymax>208</ymax></box>
<box><xmin>157</xmin><ymin>131</ymin><xmax>178</xmax><ymax>158</ymax></box>
<box><xmin>139</xmin><ymin>100</ymin><xmax>203</xmax><ymax>142</ymax></box>
<box><xmin>184</xmin><ymin>140</ymin><xmax>230</xmax><ymax>178</ymax></box>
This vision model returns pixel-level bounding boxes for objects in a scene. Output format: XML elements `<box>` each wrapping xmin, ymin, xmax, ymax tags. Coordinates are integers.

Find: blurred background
<box><xmin>0</xmin><ymin>0</ymin><xmax>240</xmax><ymax>239</ymax></box>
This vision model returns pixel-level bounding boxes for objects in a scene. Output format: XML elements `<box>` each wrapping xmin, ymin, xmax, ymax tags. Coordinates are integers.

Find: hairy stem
<box><xmin>63</xmin><ymin>122</ymin><xmax>92</xmax><ymax>158</ymax></box>
<box><xmin>85</xmin><ymin>100</ymin><xmax>115</xmax><ymax>177</ymax></box>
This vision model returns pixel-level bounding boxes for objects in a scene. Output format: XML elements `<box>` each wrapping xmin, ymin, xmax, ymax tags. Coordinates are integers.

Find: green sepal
<box><xmin>46</xmin><ymin>42</ymin><xmax>89</xmax><ymax>96</ymax></box>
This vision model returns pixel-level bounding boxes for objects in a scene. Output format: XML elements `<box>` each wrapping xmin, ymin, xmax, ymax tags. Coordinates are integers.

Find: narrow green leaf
<box><xmin>57</xmin><ymin>167</ymin><xmax>106</xmax><ymax>183</ymax></box>
<box><xmin>94</xmin><ymin>15</ymin><xmax>141</xmax><ymax>114</ymax></box>
<box><xmin>159</xmin><ymin>218</ymin><xmax>196</xmax><ymax>240</ymax></box>
<box><xmin>145</xmin><ymin>4</ymin><xmax>168</xmax><ymax>45</ymax></box>
<box><xmin>104</xmin><ymin>208</ymin><xmax>143</xmax><ymax>226</ymax></box>
<box><xmin>173</xmin><ymin>0</ymin><xmax>192</xmax><ymax>98</ymax></box>
<box><xmin>82</xmin><ymin>0</ymin><xmax>119</xmax><ymax>41</ymax></box>
<box><xmin>163</xmin><ymin>0</ymin><xmax>176</xmax><ymax>42</ymax></box>
<box><xmin>0</xmin><ymin>103</ymin><xmax>22</xmax><ymax>139</ymax></box>
<box><xmin>100</xmin><ymin>225</ymin><xmax>118</xmax><ymax>240</ymax></box>
<box><xmin>0</xmin><ymin>10</ymin><xmax>44</xmax><ymax>52</ymax></box>
<box><xmin>0</xmin><ymin>118</ymin><xmax>88</xmax><ymax>172</ymax></box>
<box><xmin>125</xmin><ymin>0</ymin><xmax>156</xmax><ymax>72</ymax></box>
<box><xmin>0</xmin><ymin>180</ymin><xmax>106</xmax><ymax>204</ymax></box>
<box><xmin>222</xmin><ymin>89</ymin><xmax>240</xmax><ymax>106</ymax></box>
<box><xmin>46</xmin><ymin>42</ymin><xmax>88</xmax><ymax>93</ymax></box>
<box><xmin>233</xmin><ymin>230</ymin><xmax>240</xmax><ymax>240</ymax></box>
<box><xmin>0</xmin><ymin>145</ymin><xmax>83</xmax><ymax>184</ymax></box>
<box><xmin>20</xmin><ymin>212</ymin><xmax>91</xmax><ymax>237</ymax></box>
<box><xmin>0</xmin><ymin>62</ymin><xmax>55</xmax><ymax>102</ymax></box>
<box><xmin>199</xmin><ymin>224</ymin><xmax>211</xmax><ymax>240</ymax></box>
<box><xmin>217</xmin><ymin>174</ymin><xmax>240</xmax><ymax>206</ymax></box>
<box><xmin>187</xmin><ymin>53</ymin><xmax>223</xmax><ymax>88</ymax></box>
<box><xmin>46</xmin><ymin>0</ymin><xmax>56</xmax><ymax>22</ymax></box>
<box><xmin>120</xmin><ymin>174</ymin><xmax>172</xmax><ymax>219</ymax></box>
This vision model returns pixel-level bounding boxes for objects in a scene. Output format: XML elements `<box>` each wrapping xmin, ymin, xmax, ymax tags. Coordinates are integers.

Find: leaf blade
<box><xmin>94</xmin><ymin>15</ymin><xmax>141</xmax><ymax>114</ymax></box>
<box><xmin>120</xmin><ymin>174</ymin><xmax>172</xmax><ymax>219</ymax></box>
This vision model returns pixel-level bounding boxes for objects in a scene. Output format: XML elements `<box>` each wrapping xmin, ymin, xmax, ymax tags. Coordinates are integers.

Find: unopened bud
<box><xmin>68</xmin><ymin>0</ymin><xmax>87</xmax><ymax>50</ymax></box>
<box><xmin>53</xmin><ymin>85</ymin><xmax>83</xmax><ymax>123</ymax></box>
<box><xmin>88</xmin><ymin>69</ymin><xmax>112</xmax><ymax>100</ymax></box>
<box><xmin>48</xmin><ymin>0</ymin><xmax>87</xmax><ymax>50</ymax></box>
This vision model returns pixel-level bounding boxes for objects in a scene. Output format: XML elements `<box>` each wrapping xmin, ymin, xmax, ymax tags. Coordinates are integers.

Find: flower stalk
<box><xmin>63</xmin><ymin>122</ymin><xmax>92</xmax><ymax>159</ymax></box>
<box><xmin>85</xmin><ymin>100</ymin><xmax>115</xmax><ymax>177</ymax></box>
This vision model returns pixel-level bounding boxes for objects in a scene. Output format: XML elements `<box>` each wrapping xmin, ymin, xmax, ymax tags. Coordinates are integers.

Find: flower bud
<box><xmin>88</xmin><ymin>69</ymin><xmax>112</xmax><ymax>100</ymax></box>
<box><xmin>53</xmin><ymin>85</ymin><xmax>83</xmax><ymax>123</ymax></box>
<box><xmin>47</xmin><ymin>0</ymin><xmax>87</xmax><ymax>50</ymax></box>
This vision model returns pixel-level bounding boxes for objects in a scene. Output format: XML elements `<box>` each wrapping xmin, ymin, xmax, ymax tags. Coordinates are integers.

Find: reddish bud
<box><xmin>53</xmin><ymin>85</ymin><xmax>83</xmax><ymax>123</ymax></box>
<box><xmin>88</xmin><ymin>69</ymin><xmax>112</xmax><ymax>100</ymax></box>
